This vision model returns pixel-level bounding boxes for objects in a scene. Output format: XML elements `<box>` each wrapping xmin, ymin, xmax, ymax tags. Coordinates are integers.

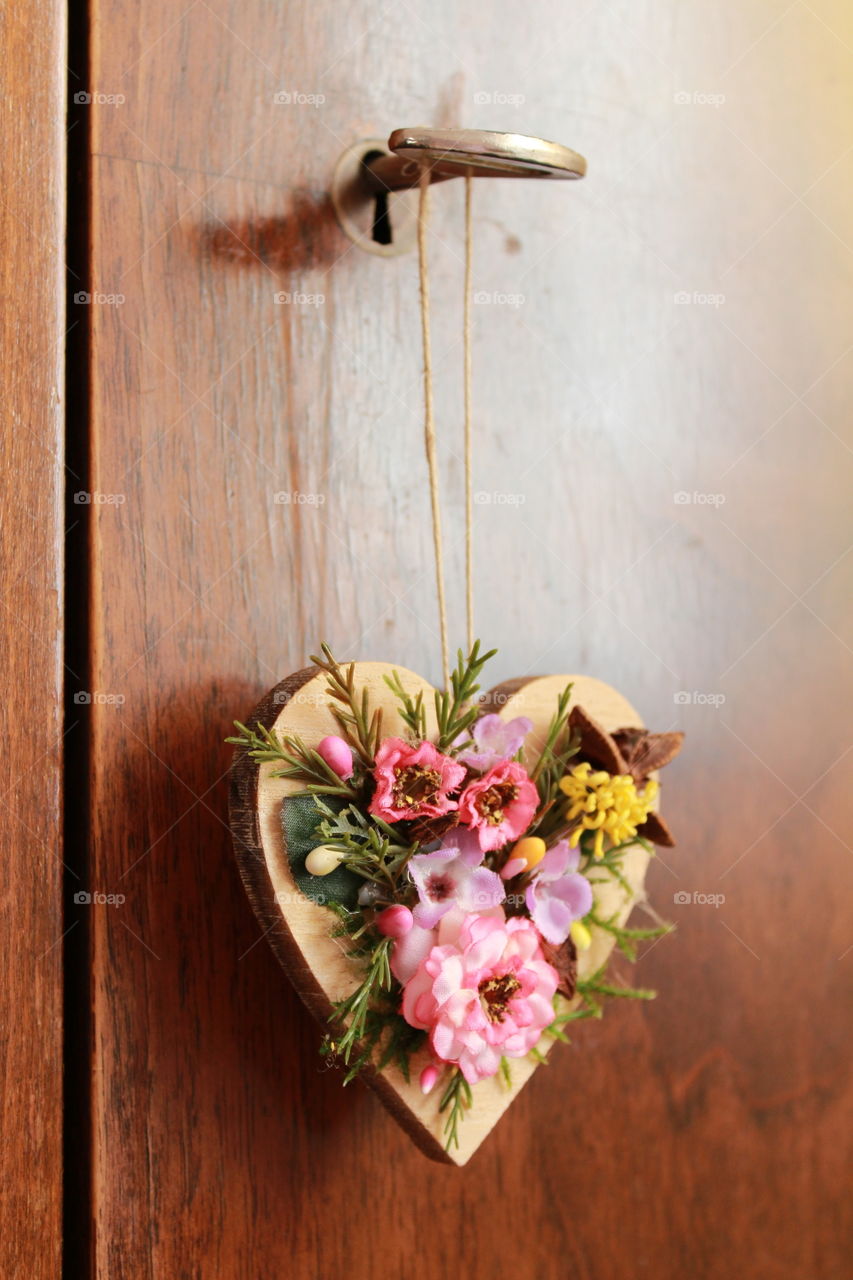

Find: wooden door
<box><xmin>78</xmin><ymin>2</ymin><xmax>853</xmax><ymax>1277</ymax></box>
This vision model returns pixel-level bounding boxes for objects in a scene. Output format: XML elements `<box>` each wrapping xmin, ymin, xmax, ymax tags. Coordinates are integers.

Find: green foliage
<box><xmin>228</xmin><ymin>720</ymin><xmax>359</xmax><ymax>799</ymax></box>
<box><xmin>383</xmin><ymin>670</ymin><xmax>428</xmax><ymax>740</ymax></box>
<box><xmin>309</xmin><ymin>643</ymin><xmax>384</xmax><ymax>764</ymax></box>
<box><xmin>312</xmin><ymin>796</ymin><xmax>416</xmax><ymax>890</ymax></box>
<box><xmin>326</xmin><ymin>934</ymin><xmax>394</xmax><ymax>1066</ymax></box>
<box><xmin>575</xmin><ymin>964</ymin><xmax>657</xmax><ymax>1015</ymax></box>
<box><xmin>434</xmin><ymin>641</ymin><xmax>498</xmax><ymax>752</ymax></box>
<box><xmin>586</xmin><ymin>910</ymin><xmax>674</xmax><ymax>962</ymax></box>
<box><xmin>439</xmin><ymin>1069</ymin><xmax>473</xmax><ymax>1151</ymax></box>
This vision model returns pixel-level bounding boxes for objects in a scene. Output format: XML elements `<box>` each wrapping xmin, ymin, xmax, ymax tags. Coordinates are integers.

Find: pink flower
<box><xmin>458</xmin><ymin>760</ymin><xmax>539</xmax><ymax>851</ymax></box>
<box><xmin>368</xmin><ymin>737</ymin><xmax>465</xmax><ymax>823</ymax></box>
<box><xmin>402</xmin><ymin>911</ymin><xmax>558</xmax><ymax>1083</ymax></box>
<box><xmin>455</xmin><ymin>714</ymin><xmax>533</xmax><ymax>772</ymax></box>
<box><xmin>390</xmin><ymin>920</ymin><xmax>437</xmax><ymax>984</ymax></box>
<box><xmin>408</xmin><ymin>832</ymin><xmax>504</xmax><ymax>929</ymax></box>
<box><xmin>525</xmin><ymin>840</ymin><xmax>593</xmax><ymax>945</ymax></box>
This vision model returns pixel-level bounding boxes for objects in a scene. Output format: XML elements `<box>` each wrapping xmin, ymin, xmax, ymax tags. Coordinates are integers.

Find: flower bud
<box><xmin>305</xmin><ymin>844</ymin><xmax>344</xmax><ymax>876</ymax></box>
<box><xmin>500</xmin><ymin>856</ymin><xmax>527</xmax><ymax>881</ymax></box>
<box><xmin>376</xmin><ymin>904</ymin><xmax>413</xmax><ymax>938</ymax></box>
<box><xmin>419</xmin><ymin>1064</ymin><xmax>440</xmax><ymax>1095</ymax></box>
<box><xmin>317</xmin><ymin>734</ymin><xmax>354</xmax><ymax>780</ymax></box>
<box><xmin>570</xmin><ymin>919</ymin><xmax>592</xmax><ymax>951</ymax></box>
<box><xmin>513</xmin><ymin>836</ymin><xmax>546</xmax><ymax>870</ymax></box>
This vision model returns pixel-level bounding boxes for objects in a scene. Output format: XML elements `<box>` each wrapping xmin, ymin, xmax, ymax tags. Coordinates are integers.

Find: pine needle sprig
<box><xmin>530</xmin><ymin>682</ymin><xmax>575</xmax><ymax>785</ymax></box>
<box><xmin>434</xmin><ymin>641</ymin><xmax>498</xmax><ymax>752</ymax></box>
<box><xmin>310</xmin><ymin>643</ymin><xmax>384</xmax><ymax>764</ymax></box>
<box><xmin>575</xmin><ymin>963</ymin><xmax>657</xmax><ymax>1014</ymax></box>
<box><xmin>327</xmin><ymin>935</ymin><xmax>394</xmax><ymax>1065</ymax></box>
<box><xmin>438</xmin><ymin>1068</ymin><xmax>473</xmax><ymax>1151</ymax></box>
<box><xmin>586</xmin><ymin>911</ymin><xmax>674</xmax><ymax>962</ymax></box>
<box><xmin>227</xmin><ymin>721</ymin><xmax>359</xmax><ymax>799</ymax></box>
<box><xmin>383</xmin><ymin>670</ymin><xmax>428</xmax><ymax>740</ymax></box>
<box><xmin>313</xmin><ymin>798</ymin><xmax>416</xmax><ymax>889</ymax></box>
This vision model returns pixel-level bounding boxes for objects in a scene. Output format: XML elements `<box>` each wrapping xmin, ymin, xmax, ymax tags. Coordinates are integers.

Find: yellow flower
<box><xmin>558</xmin><ymin>761</ymin><xmax>658</xmax><ymax>860</ymax></box>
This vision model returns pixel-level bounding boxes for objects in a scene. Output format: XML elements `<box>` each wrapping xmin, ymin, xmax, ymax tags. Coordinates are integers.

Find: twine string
<box><xmin>417</xmin><ymin>167</ymin><xmax>476</xmax><ymax>685</ymax></box>
<box><xmin>417</xmin><ymin>169</ymin><xmax>450</xmax><ymax>687</ymax></box>
<box><xmin>463</xmin><ymin>171</ymin><xmax>474</xmax><ymax>653</ymax></box>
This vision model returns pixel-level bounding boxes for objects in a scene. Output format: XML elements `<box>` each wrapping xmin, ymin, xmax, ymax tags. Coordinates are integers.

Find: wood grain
<box><xmin>87</xmin><ymin>1</ymin><xmax>853</xmax><ymax>1276</ymax></box>
<box><xmin>0</xmin><ymin>2</ymin><xmax>67</xmax><ymax>1276</ymax></box>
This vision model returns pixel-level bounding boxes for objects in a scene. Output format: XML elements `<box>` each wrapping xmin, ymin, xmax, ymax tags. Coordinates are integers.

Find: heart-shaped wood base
<box><xmin>229</xmin><ymin>663</ymin><xmax>652</xmax><ymax>1166</ymax></box>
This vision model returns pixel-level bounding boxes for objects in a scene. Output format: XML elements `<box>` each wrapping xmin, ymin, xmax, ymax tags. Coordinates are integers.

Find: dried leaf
<box><xmin>541</xmin><ymin>935</ymin><xmax>578</xmax><ymax>1000</ymax></box>
<box><xmin>613</xmin><ymin>728</ymin><xmax>684</xmax><ymax>782</ymax></box>
<box><xmin>637</xmin><ymin>810</ymin><xmax>676</xmax><ymax>847</ymax></box>
<box><xmin>568</xmin><ymin>705</ymin><xmax>626</xmax><ymax>776</ymax></box>
<box><xmin>405</xmin><ymin>812</ymin><xmax>459</xmax><ymax>845</ymax></box>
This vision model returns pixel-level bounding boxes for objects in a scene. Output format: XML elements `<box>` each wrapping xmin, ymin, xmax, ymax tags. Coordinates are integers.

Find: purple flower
<box><xmin>408</xmin><ymin>832</ymin><xmax>505</xmax><ymax>929</ymax></box>
<box><xmin>456</xmin><ymin>714</ymin><xmax>533</xmax><ymax>772</ymax></box>
<box><xmin>525</xmin><ymin>840</ymin><xmax>593</xmax><ymax>945</ymax></box>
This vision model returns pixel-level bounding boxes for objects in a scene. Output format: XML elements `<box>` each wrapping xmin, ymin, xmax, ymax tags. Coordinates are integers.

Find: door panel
<box><xmin>87</xmin><ymin>4</ymin><xmax>852</xmax><ymax>1276</ymax></box>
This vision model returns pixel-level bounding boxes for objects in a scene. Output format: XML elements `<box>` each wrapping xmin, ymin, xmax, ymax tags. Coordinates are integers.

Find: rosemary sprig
<box><xmin>383</xmin><ymin>670</ymin><xmax>428</xmax><ymax>740</ymax></box>
<box><xmin>586</xmin><ymin>911</ymin><xmax>674</xmax><ymax>962</ymax></box>
<box><xmin>227</xmin><ymin>721</ymin><xmax>359</xmax><ymax>798</ymax></box>
<box><xmin>530</xmin><ymin>682</ymin><xmax>575</xmax><ymax>785</ymax></box>
<box><xmin>575</xmin><ymin>964</ymin><xmax>657</xmax><ymax>1012</ymax></box>
<box><xmin>323</xmin><ymin>1003</ymin><xmax>427</xmax><ymax>1085</ymax></box>
<box><xmin>309</xmin><ymin>643</ymin><xmax>384</xmax><ymax>765</ymax></box>
<box><xmin>438</xmin><ymin>1068</ymin><xmax>473</xmax><ymax>1151</ymax></box>
<box><xmin>313</xmin><ymin>797</ymin><xmax>416</xmax><ymax>889</ymax></box>
<box><xmin>434</xmin><ymin>641</ymin><xmax>498</xmax><ymax>752</ymax></box>
<box><xmin>327</xmin><ymin>935</ymin><xmax>394</xmax><ymax>1065</ymax></box>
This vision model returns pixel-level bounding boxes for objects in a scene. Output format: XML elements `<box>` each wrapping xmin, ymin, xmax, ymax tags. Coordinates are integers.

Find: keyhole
<box><xmin>361</xmin><ymin>149</ymin><xmax>393</xmax><ymax>245</ymax></box>
<box><xmin>371</xmin><ymin>189</ymin><xmax>393</xmax><ymax>245</ymax></box>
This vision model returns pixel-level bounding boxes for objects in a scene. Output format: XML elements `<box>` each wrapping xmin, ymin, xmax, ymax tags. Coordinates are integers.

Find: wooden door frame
<box><xmin>1</xmin><ymin>2</ymin><xmax>69</xmax><ymax>1276</ymax></box>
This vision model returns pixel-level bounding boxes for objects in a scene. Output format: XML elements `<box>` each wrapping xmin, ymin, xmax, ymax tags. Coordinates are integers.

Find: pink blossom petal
<box><xmin>392</xmin><ymin>924</ymin><xmax>438</xmax><ymax>985</ymax></box>
<box><xmin>531</xmin><ymin>894</ymin><xmax>575</xmax><ymax>945</ymax></box>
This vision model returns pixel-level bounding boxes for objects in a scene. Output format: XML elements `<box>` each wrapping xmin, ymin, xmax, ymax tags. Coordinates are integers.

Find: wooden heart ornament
<box><xmin>229</xmin><ymin>652</ymin><xmax>681</xmax><ymax>1166</ymax></box>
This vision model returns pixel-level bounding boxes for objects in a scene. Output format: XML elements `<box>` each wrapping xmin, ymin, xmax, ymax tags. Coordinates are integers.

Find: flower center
<box><xmin>424</xmin><ymin>872</ymin><xmax>454</xmax><ymax>902</ymax></box>
<box><xmin>478</xmin><ymin>973</ymin><xmax>521</xmax><ymax>1022</ymax></box>
<box><xmin>476</xmin><ymin>781</ymin><xmax>518</xmax><ymax>826</ymax></box>
<box><xmin>392</xmin><ymin>765</ymin><xmax>441</xmax><ymax>809</ymax></box>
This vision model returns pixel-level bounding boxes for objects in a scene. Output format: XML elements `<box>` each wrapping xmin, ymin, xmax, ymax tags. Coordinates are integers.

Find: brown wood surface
<box><xmin>1</xmin><ymin>2</ymin><xmax>67</xmax><ymax>1276</ymax></box>
<box><xmin>86</xmin><ymin>3</ymin><xmax>853</xmax><ymax>1277</ymax></box>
